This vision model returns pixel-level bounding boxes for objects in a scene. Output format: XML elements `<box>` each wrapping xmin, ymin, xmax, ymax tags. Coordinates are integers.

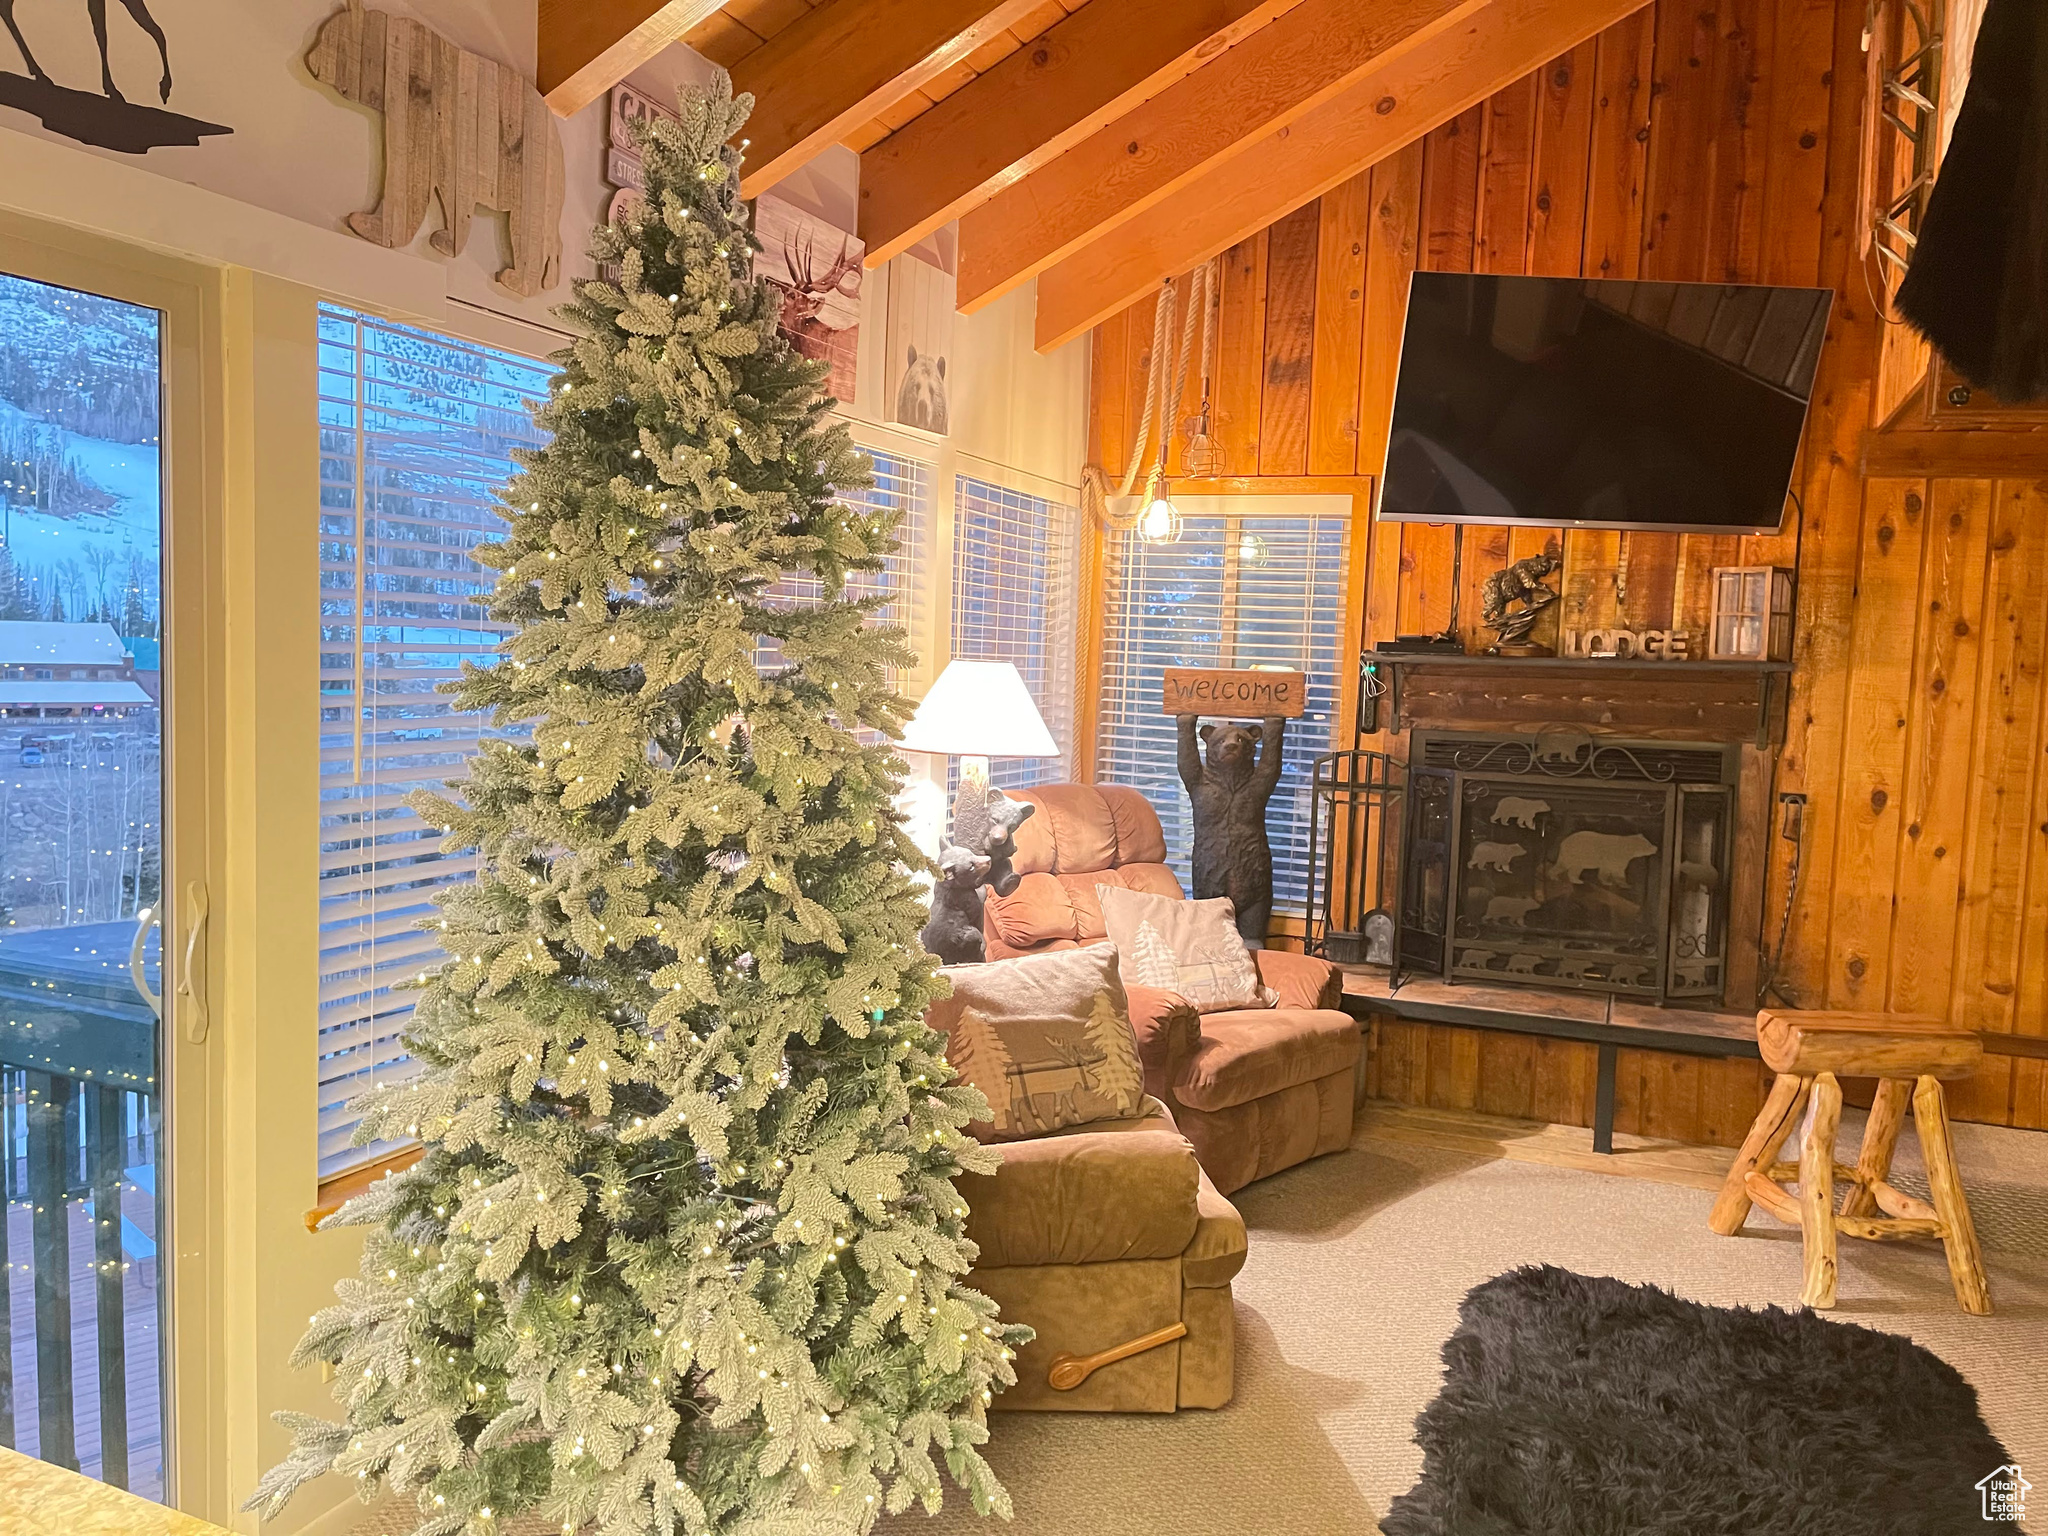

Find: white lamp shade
<box><xmin>901</xmin><ymin>659</ymin><xmax>1059</xmax><ymax>758</ymax></box>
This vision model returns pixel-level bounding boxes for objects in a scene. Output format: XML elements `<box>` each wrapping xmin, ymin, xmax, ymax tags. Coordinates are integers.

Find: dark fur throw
<box><xmin>1895</xmin><ymin>0</ymin><xmax>2048</xmax><ymax>403</ymax></box>
<box><xmin>1385</xmin><ymin>1266</ymin><xmax>2019</xmax><ymax>1536</ymax></box>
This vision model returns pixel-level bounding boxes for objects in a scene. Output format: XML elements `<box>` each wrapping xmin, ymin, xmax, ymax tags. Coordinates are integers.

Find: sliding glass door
<box><xmin>0</xmin><ymin>268</ymin><xmax>165</xmax><ymax>1495</ymax></box>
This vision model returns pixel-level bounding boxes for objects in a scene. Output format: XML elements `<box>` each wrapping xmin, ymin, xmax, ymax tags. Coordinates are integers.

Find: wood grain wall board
<box><xmin>1529</xmin><ymin>1036</ymin><xmax>1600</xmax><ymax>1125</ymax></box>
<box><xmin>1614</xmin><ymin>1046</ymin><xmax>1699</xmax><ymax>1141</ymax></box>
<box><xmin>1358</xmin><ymin>146</ymin><xmax>1424</xmax><ymax>487</ymax></box>
<box><xmin>1723</xmin><ymin>742</ymin><xmax>1771</xmax><ymax>1006</ymax></box>
<box><xmin>1937</xmin><ymin>478</ymin><xmax>2048</xmax><ymax>1119</ymax></box>
<box><xmin>1764</xmin><ymin>0</ymin><xmax>1883</xmax><ymax>1011</ymax></box>
<box><xmin>1215</xmin><ymin>233</ymin><xmax>1271</xmax><ymax>478</ymax></box>
<box><xmin>1476</xmin><ymin>70</ymin><xmax>1540</xmax><ymax>276</ymax></box>
<box><xmin>1428</xmin><ymin>1024</ymin><xmax>1484</xmax><ymax>1111</ymax></box>
<box><xmin>1421</xmin><ymin>105</ymin><xmax>1484</xmax><ymax>272</ymax></box>
<box><xmin>1560</xmin><ymin>529</ymin><xmax>1624</xmax><ymax>630</ymax></box>
<box><xmin>1695</xmin><ymin>1056</ymin><xmax>1771</xmax><ymax>1146</ymax></box>
<box><xmin>1260</xmin><ymin>202</ymin><xmax>1323</xmax><ymax>475</ymax></box>
<box><xmin>1617</xmin><ymin>531</ymin><xmax>1680</xmax><ymax>628</ymax></box>
<box><xmin>1398</xmin><ymin>526</ymin><xmax>1459</xmax><ymax>637</ymax></box>
<box><xmin>1089</xmin><ymin>302</ymin><xmax>1135</xmax><ymax>474</ymax></box>
<box><xmin>1885</xmin><ymin>477</ymin><xmax>1993</xmax><ymax>1022</ymax></box>
<box><xmin>1528</xmin><ymin>42</ymin><xmax>1598</xmax><ymax>276</ymax></box>
<box><xmin>1455</xmin><ymin>523</ymin><xmax>1514</xmax><ymax>653</ymax></box>
<box><xmin>1580</xmin><ymin>4</ymin><xmax>1656</xmax><ymax>279</ymax></box>
<box><xmin>1821</xmin><ymin>478</ymin><xmax>1928</xmax><ymax>1010</ymax></box>
<box><xmin>2007</xmin><ymin>481</ymin><xmax>2048</xmax><ymax>1130</ymax></box>
<box><xmin>1309</xmin><ymin>175</ymin><xmax>1372</xmax><ymax>476</ymax></box>
<box><xmin>1476</xmin><ymin>1032</ymin><xmax>1539</xmax><ymax>1120</ymax></box>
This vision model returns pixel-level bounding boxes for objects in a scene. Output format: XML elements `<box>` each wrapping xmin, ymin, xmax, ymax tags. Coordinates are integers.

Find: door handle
<box><xmin>177</xmin><ymin>881</ymin><xmax>209</xmax><ymax>1043</ymax></box>
<box><xmin>130</xmin><ymin>904</ymin><xmax>163</xmax><ymax>1021</ymax></box>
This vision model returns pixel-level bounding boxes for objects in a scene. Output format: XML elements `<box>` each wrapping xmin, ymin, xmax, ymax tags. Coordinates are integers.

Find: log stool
<box><xmin>1709</xmin><ymin>1010</ymin><xmax>1990</xmax><ymax>1316</ymax></box>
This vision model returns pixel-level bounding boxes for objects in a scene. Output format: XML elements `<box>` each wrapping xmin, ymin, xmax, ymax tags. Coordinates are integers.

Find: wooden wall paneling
<box><xmin>1640</xmin><ymin>0</ymin><xmax>1729</xmax><ymax>282</ymax></box>
<box><xmin>1400</xmin><ymin>108</ymin><xmax>1484</xmax><ymax>639</ymax></box>
<box><xmin>1580</xmin><ymin>4</ymin><xmax>1655</xmax><ymax>279</ymax></box>
<box><xmin>1822</xmin><ymin>478</ymin><xmax>1928</xmax><ymax>1009</ymax></box>
<box><xmin>1359</xmin><ymin>145</ymin><xmax>1423</xmax><ymax>710</ymax></box>
<box><xmin>1705</xmin><ymin>0</ymin><xmax>1768</xmax><ymax>284</ymax></box>
<box><xmin>1528</xmin><ymin>42</ymin><xmax>1597</xmax><ymax>276</ymax></box>
<box><xmin>1475</xmin><ymin>71</ymin><xmax>1539</xmax><ymax>276</ymax></box>
<box><xmin>1885</xmin><ymin>478</ymin><xmax>1993</xmax><ymax>1023</ymax></box>
<box><xmin>1089</xmin><ymin>302</ymin><xmax>1135</xmax><ymax>473</ymax></box>
<box><xmin>1560</xmin><ymin>530</ymin><xmax>1622</xmax><ymax>631</ymax></box>
<box><xmin>1308</xmin><ymin>175</ymin><xmax>1371</xmax><ymax>477</ymax></box>
<box><xmin>1766</xmin><ymin>0</ymin><xmax>1880</xmax><ymax>1010</ymax></box>
<box><xmin>1422</xmin><ymin>105</ymin><xmax>1484</xmax><ymax>272</ymax></box>
<box><xmin>1612</xmin><ymin>1047</ymin><xmax>1701</xmax><ymax>1140</ymax></box>
<box><xmin>1558</xmin><ymin>8</ymin><xmax>1653</xmax><ymax>637</ymax></box>
<box><xmin>1723</xmin><ymin>742</ymin><xmax>1771</xmax><ymax>1006</ymax></box>
<box><xmin>1476</xmin><ymin>1034</ymin><xmax>1538</xmax><ymax>1121</ymax></box>
<box><xmin>1427</xmin><ymin>1025</ymin><xmax>1483</xmax><ymax>1112</ymax></box>
<box><xmin>1358</xmin><ymin>146</ymin><xmax>1424</xmax><ymax>487</ymax></box>
<box><xmin>1616</xmin><ymin>532</ymin><xmax>1680</xmax><ymax>629</ymax></box>
<box><xmin>1941</xmin><ymin>478</ymin><xmax>2048</xmax><ymax>1121</ymax></box>
<box><xmin>2014</xmin><ymin>484</ymin><xmax>2048</xmax><ymax>1129</ymax></box>
<box><xmin>1696</xmin><ymin>1058</ymin><xmax>1771</xmax><ymax>1147</ymax></box>
<box><xmin>1529</xmin><ymin>1036</ymin><xmax>1599</xmax><ymax>1126</ymax></box>
<box><xmin>1454</xmin><ymin>74</ymin><xmax>1540</xmax><ymax>652</ymax></box>
<box><xmin>1259</xmin><ymin>202</ymin><xmax>1323</xmax><ymax>476</ymax></box>
<box><xmin>1213</xmin><ymin>233</ymin><xmax>1270</xmax><ymax>478</ymax></box>
<box><xmin>1757</xmin><ymin>0</ymin><xmax>1835</xmax><ymax>288</ymax></box>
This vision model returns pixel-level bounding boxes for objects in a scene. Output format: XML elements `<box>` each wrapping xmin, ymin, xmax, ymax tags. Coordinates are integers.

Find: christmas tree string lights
<box><xmin>248</xmin><ymin>71</ymin><xmax>1027</xmax><ymax>1536</ymax></box>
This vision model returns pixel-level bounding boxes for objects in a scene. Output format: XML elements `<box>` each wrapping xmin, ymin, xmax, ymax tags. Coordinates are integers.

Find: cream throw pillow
<box><xmin>931</xmin><ymin>944</ymin><xmax>1148</xmax><ymax>1142</ymax></box>
<box><xmin>1095</xmin><ymin>885</ymin><xmax>1277</xmax><ymax>1013</ymax></box>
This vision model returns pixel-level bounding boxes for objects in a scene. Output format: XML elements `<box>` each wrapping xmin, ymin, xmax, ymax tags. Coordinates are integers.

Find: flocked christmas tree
<box><xmin>250</xmin><ymin>72</ymin><xmax>1028</xmax><ymax>1536</ymax></box>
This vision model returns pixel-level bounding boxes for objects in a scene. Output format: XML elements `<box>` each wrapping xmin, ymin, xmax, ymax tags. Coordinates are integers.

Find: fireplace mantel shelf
<box><xmin>1361</xmin><ymin>654</ymin><xmax>1794</xmax><ymax>745</ymax></box>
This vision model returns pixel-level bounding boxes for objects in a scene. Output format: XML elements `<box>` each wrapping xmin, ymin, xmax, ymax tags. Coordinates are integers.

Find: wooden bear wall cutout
<box><xmin>308</xmin><ymin>0</ymin><xmax>564</xmax><ymax>298</ymax></box>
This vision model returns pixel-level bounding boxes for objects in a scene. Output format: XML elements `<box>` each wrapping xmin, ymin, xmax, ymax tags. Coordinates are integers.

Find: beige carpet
<box><xmin>878</xmin><ymin>1111</ymin><xmax>2048</xmax><ymax>1535</ymax></box>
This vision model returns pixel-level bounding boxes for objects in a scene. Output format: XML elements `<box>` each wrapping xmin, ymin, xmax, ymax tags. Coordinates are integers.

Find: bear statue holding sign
<box><xmin>1177</xmin><ymin>714</ymin><xmax>1288</xmax><ymax>946</ymax></box>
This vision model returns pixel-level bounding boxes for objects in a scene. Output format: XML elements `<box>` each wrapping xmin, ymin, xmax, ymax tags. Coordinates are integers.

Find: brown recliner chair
<box><xmin>944</xmin><ymin>1090</ymin><xmax>1248</xmax><ymax>1412</ymax></box>
<box><xmin>983</xmin><ymin>783</ymin><xmax>1359</xmax><ymax>1195</ymax></box>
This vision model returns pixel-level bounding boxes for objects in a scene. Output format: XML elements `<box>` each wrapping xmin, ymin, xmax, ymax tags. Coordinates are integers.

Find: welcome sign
<box><xmin>1160</xmin><ymin>667</ymin><xmax>1307</xmax><ymax>718</ymax></box>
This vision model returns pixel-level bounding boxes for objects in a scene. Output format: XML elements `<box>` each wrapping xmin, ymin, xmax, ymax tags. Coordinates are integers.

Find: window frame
<box><xmin>1083</xmin><ymin>486</ymin><xmax>1372</xmax><ymax>942</ymax></box>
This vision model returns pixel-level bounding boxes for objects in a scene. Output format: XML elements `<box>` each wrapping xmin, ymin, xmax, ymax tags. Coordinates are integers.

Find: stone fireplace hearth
<box><xmin>1398</xmin><ymin>731</ymin><xmax>1739</xmax><ymax>1003</ymax></box>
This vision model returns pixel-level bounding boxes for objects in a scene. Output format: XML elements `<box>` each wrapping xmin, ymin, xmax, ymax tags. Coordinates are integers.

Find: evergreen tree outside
<box><xmin>252</xmin><ymin>74</ymin><xmax>1027</xmax><ymax>1536</ymax></box>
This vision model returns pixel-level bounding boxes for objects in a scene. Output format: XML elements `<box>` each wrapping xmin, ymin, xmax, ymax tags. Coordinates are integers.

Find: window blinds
<box><xmin>315</xmin><ymin>305</ymin><xmax>551</xmax><ymax>1178</ymax></box>
<box><xmin>1094</xmin><ymin>511</ymin><xmax>1349</xmax><ymax>912</ymax></box>
<box><xmin>950</xmin><ymin>476</ymin><xmax>1081</xmax><ymax>788</ymax></box>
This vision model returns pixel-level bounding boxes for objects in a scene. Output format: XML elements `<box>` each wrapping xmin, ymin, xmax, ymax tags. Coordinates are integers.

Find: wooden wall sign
<box><xmin>1561</xmin><ymin>628</ymin><xmax>1691</xmax><ymax>661</ymax></box>
<box><xmin>308</xmin><ymin>0</ymin><xmax>565</xmax><ymax>298</ymax></box>
<box><xmin>1161</xmin><ymin>667</ymin><xmax>1307</xmax><ymax>717</ymax></box>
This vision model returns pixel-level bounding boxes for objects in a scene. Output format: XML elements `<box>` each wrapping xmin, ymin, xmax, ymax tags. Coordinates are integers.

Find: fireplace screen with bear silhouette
<box><xmin>1399</xmin><ymin>732</ymin><xmax>1737</xmax><ymax>1001</ymax></box>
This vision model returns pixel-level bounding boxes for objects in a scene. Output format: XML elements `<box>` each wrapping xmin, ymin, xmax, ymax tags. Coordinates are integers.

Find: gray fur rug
<box><xmin>1384</xmin><ymin>1266</ymin><xmax>2021</xmax><ymax>1534</ymax></box>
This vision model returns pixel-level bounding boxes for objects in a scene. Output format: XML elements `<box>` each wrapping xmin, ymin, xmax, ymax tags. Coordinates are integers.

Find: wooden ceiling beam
<box><xmin>956</xmin><ymin>0</ymin><xmax>1490</xmax><ymax>313</ymax></box>
<box><xmin>734</xmin><ymin>0</ymin><xmax>1052</xmax><ymax>198</ymax></box>
<box><xmin>539</xmin><ymin>0</ymin><xmax>732</xmax><ymax>118</ymax></box>
<box><xmin>1031</xmin><ymin>0</ymin><xmax>1652</xmax><ymax>351</ymax></box>
<box><xmin>856</xmin><ymin>0</ymin><xmax>1306</xmax><ymax>269</ymax></box>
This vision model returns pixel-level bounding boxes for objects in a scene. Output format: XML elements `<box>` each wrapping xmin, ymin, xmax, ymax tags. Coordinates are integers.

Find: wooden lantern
<box><xmin>1709</xmin><ymin>566</ymin><xmax>1794</xmax><ymax>662</ymax></box>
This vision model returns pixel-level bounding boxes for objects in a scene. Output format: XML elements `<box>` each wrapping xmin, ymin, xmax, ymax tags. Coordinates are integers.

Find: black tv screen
<box><xmin>1378</xmin><ymin>273</ymin><xmax>1831</xmax><ymax>534</ymax></box>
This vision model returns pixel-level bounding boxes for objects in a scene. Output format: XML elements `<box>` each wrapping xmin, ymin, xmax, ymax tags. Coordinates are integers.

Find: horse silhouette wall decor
<box><xmin>0</xmin><ymin>0</ymin><xmax>230</xmax><ymax>152</ymax></box>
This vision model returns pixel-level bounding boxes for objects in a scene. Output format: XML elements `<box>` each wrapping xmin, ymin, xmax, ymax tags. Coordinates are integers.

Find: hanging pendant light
<box><xmin>1138</xmin><ymin>468</ymin><xmax>1182</xmax><ymax>544</ymax></box>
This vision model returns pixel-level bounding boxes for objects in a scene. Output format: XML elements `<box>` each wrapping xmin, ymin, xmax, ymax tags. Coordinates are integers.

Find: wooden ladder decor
<box><xmin>1710</xmin><ymin>1011</ymin><xmax>1991</xmax><ymax>1316</ymax></box>
<box><xmin>1046</xmin><ymin>1321</ymin><xmax>1187</xmax><ymax>1391</ymax></box>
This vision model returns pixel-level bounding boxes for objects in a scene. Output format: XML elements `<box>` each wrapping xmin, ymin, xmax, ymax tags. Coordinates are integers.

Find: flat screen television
<box><xmin>1378</xmin><ymin>273</ymin><xmax>1832</xmax><ymax>535</ymax></box>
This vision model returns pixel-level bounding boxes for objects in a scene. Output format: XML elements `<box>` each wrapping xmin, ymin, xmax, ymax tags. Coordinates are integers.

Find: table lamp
<box><xmin>900</xmin><ymin>659</ymin><xmax>1059</xmax><ymax>840</ymax></box>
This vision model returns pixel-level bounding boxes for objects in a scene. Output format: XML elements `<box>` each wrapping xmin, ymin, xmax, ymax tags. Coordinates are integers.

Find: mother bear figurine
<box><xmin>1176</xmin><ymin>714</ymin><xmax>1287</xmax><ymax>946</ymax></box>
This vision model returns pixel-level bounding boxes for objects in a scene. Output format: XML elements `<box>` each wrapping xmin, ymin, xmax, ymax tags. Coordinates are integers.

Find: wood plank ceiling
<box><xmin>544</xmin><ymin>0</ymin><xmax>1656</xmax><ymax>352</ymax></box>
